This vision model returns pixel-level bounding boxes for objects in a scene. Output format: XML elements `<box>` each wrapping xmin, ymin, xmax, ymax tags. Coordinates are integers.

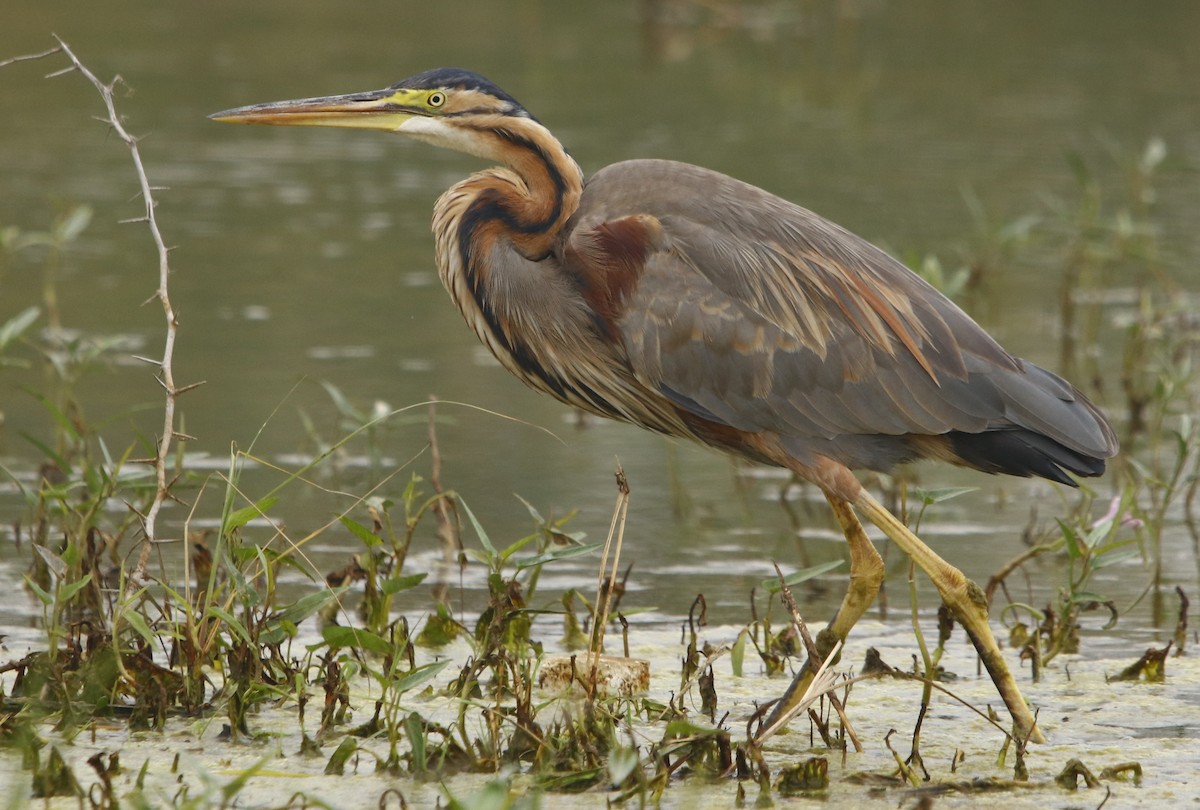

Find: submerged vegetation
<box><xmin>2</xmin><ymin>38</ymin><xmax>1198</xmax><ymax>808</ymax></box>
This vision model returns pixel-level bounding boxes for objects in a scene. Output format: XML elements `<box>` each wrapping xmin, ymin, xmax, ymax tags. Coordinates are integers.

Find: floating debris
<box><xmin>538</xmin><ymin>654</ymin><xmax>650</xmax><ymax>697</ymax></box>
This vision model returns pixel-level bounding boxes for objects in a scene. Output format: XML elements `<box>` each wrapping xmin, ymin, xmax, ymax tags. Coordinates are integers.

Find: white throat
<box><xmin>397</xmin><ymin>117</ymin><xmax>498</xmax><ymax>161</ymax></box>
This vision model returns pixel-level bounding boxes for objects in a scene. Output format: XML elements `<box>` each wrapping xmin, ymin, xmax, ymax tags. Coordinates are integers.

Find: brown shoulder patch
<box><xmin>568</xmin><ymin>214</ymin><xmax>663</xmax><ymax>340</ymax></box>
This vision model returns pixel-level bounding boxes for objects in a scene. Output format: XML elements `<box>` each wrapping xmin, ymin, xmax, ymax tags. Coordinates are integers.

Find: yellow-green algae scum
<box><xmin>2</xmin><ymin>617</ymin><xmax>1195</xmax><ymax>807</ymax></box>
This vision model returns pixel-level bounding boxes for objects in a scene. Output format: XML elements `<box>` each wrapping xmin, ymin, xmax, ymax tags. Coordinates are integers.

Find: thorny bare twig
<box><xmin>0</xmin><ymin>46</ymin><xmax>62</xmax><ymax>69</ymax></box>
<box><xmin>2</xmin><ymin>36</ymin><xmax>194</xmax><ymax>580</ymax></box>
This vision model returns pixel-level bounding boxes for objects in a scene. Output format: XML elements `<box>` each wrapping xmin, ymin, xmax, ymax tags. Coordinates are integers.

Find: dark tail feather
<box><xmin>947</xmin><ymin>429</ymin><xmax>1107</xmax><ymax>487</ymax></box>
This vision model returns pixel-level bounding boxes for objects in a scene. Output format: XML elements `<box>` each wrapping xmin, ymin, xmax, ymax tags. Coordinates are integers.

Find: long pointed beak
<box><xmin>210</xmin><ymin>87</ymin><xmax>418</xmax><ymax>131</ymax></box>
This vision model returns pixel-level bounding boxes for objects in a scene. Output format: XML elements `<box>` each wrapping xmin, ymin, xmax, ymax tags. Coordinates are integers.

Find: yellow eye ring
<box><xmin>428</xmin><ymin>92</ymin><xmax>446</xmax><ymax>108</ymax></box>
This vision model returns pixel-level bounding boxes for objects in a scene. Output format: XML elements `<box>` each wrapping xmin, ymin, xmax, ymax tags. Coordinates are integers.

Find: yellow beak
<box><xmin>209</xmin><ymin>87</ymin><xmax>420</xmax><ymax>131</ymax></box>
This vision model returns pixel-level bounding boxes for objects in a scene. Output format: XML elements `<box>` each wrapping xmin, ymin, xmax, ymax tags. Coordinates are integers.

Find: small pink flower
<box><xmin>1091</xmin><ymin>495</ymin><xmax>1143</xmax><ymax>530</ymax></box>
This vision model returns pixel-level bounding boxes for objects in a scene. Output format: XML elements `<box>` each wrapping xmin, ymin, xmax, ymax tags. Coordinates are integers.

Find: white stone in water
<box><xmin>538</xmin><ymin>654</ymin><xmax>650</xmax><ymax>696</ymax></box>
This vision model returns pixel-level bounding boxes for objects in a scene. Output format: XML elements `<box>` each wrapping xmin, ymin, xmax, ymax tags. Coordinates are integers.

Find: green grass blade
<box><xmin>761</xmin><ymin>559</ymin><xmax>844</xmax><ymax>593</ymax></box>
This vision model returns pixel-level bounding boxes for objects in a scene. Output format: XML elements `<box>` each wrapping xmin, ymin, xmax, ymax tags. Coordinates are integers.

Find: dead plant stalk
<box><xmin>1</xmin><ymin>36</ymin><xmax>194</xmax><ymax>579</ymax></box>
<box><xmin>588</xmin><ymin>467</ymin><xmax>631</xmax><ymax>694</ymax></box>
<box><xmin>770</xmin><ymin>562</ymin><xmax>862</xmax><ymax>752</ymax></box>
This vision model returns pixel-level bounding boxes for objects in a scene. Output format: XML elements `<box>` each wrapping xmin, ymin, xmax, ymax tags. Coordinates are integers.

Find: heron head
<box><xmin>209</xmin><ymin>68</ymin><xmax>535</xmax><ymax>160</ymax></box>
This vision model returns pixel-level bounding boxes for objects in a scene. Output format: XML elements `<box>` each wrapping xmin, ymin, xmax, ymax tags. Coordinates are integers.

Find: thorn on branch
<box><xmin>173</xmin><ymin>381</ymin><xmax>206</xmax><ymax>396</ymax></box>
<box><xmin>0</xmin><ymin>45</ymin><xmax>62</xmax><ymax>69</ymax></box>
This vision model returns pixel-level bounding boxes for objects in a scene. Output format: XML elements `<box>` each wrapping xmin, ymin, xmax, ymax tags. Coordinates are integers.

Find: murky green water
<box><xmin>2</xmin><ymin>1</ymin><xmax>1199</xmax><ymax>804</ymax></box>
<box><xmin>3</xmin><ymin>0</ymin><xmax>1197</xmax><ymax>617</ymax></box>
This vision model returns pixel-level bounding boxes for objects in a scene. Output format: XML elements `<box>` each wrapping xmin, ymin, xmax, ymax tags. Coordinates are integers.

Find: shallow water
<box><xmin>3</xmin><ymin>3</ymin><xmax>1199</xmax><ymax>620</ymax></box>
<box><xmin>2</xmin><ymin>618</ymin><xmax>1196</xmax><ymax>807</ymax></box>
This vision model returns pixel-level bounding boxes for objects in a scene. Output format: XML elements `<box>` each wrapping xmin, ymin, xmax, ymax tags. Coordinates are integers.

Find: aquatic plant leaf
<box><xmin>321</xmin><ymin>625</ymin><xmax>391</xmax><ymax>656</ymax></box>
<box><xmin>16</xmin><ymin>431</ymin><xmax>71</xmax><ymax>480</ymax></box>
<box><xmin>1141</xmin><ymin>137</ymin><xmax>1167</xmax><ymax>171</ymax></box>
<box><xmin>539</xmin><ymin>767</ymin><xmax>607</xmax><ymax>793</ymax></box>
<box><xmin>608</xmin><ymin>745</ymin><xmax>640</xmax><ymax>786</ymax></box>
<box><xmin>416</xmin><ymin>602</ymin><xmax>461</xmax><ymax>648</ymax></box>
<box><xmin>76</xmin><ymin>643</ymin><xmax>120</xmax><ymax>706</ymax></box>
<box><xmin>458</xmin><ymin>497</ymin><xmax>496</xmax><ymax>556</ymax></box>
<box><xmin>59</xmin><ymin>539</ymin><xmax>81</xmax><ymax>568</ymax></box>
<box><xmin>1057</xmin><ymin>519</ymin><xmax>1083</xmax><ymax>560</ymax></box>
<box><xmin>58</xmin><ymin>574</ymin><xmax>93</xmax><ymax>605</ymax></box>
<box><xmin>23</xmin><ymin>575</ymin><xmax>54</xmax><ymax>606</ymax></box>
<box><xmin>1082</xmin><ymin>518</ymin><xmax>1114</xmax><ymax>550</ymax></box>
<box><xmin>515</xmin><ymin>542</ymin><xmax>602</xmax><ymax>571</ymax></box>
<box><xmin>381</xmin><ymin>572</ymin><xmax>427</xmax><ymax>595</ymax></box>
<box><xmin>731</xmin><ymin>629</ymin><xmax>747</xmax><ymax>677</ymax></box>
<box><xmin>31</xmin><ymin>745</ymin><xmax>81</xmax><ymax>798</ymax></box>
<box><xmin>22</xmin><ymin>387</ymin><xmax>82</xmax><ymax>446</ymax></box>
<box><xmin>515</xmin><ymin>493</ymin><xmax>545</xmax><ymax>524</ymax></box>
<box><xmin>500</xmin><ymin>532</ymin><xmax>540</xmax><ymax>562</ymax></box>
<box><xmin>31</xmin><ymin>544</ymin><xmax>67</xmax><ymax>580</ymax></box>
<box><xmin>0</xmin><ymin>306</ymin><xmax>39</xmax><ymax>351</ymax></box>
<box><xmin>392</xmin><ymin>659</ymin><xmax>451</xmax><ymax>694</ymax></box>
<box><xmin>913</xmin><ymin>486</ymin><xmax>978</xmax><ymax>505</ymax></box>
<box><xmin>319</xmin><ymin>379</ymin><xmax>363</xmax><ymax>421</ymax></box>
<box><xmin>273</xmin><ymin>586</ymin><xmax>348</xmax><ymax>626</ymax></box>
<box><xmin>761</xmin><ymin>559</ymin><xmax>844</xmax><ymax>594</ymax></box>
<box><xmin>225</xmin><ymin>495</ymin><xmax>280</xmax><ymax>533</ymax></box>
<box><xmin>775</xmin><ymin>757</ymin><xmax>830</xmax><ymax>794</ymax></box>
<box><xmin>1091</xmin><ymin>549</ymin><xmax>1139</xmax><ymax>569</ymax></box>
<box><xmin>219</xmin><ymin>758</ymin><xmax>271</xmax><ymax>802</ymax></box>
<box><xmin>339</xmin><ymin>514</ymin><xmax>382</xmax><ymax>549</ymax></box>
<box><xmin>324</xmin><ymin>737</ymin><xmax>357</xmax><ymax>776</ymax></box>
<box><xmin>404</xmin><ymin>711</ymin><xmax>428</xmax><ymax>773</ymax></box>
<box><xmin>222</xmin><ymin>556</ymin><xmax>263</xmax><ymax>608</ymax></box>
<box><xmin>56</xmin><ymin>205</ymin><xmax>93</xmax><ymax>242</ymax></box>
<box><xmin>120</xmin><ymin>607</ymin><xmax>156</xmax><ymax>648</ymax></box>
<box><xmin>206</xmin><ymin>605</ymin><xmax>252</xmax><ymax>645</ymax></box>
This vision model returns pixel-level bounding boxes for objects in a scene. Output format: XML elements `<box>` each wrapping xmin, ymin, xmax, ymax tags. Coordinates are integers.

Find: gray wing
<box><xmin>568</xmin><ymin>159</ymin><xmax>1116</xmax><ymax>466</ymax></box>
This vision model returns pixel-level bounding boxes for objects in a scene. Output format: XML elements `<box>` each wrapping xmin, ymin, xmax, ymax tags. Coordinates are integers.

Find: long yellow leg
<box><xmin>854</xmin><ymin>488</ymin><xmax>1044</xmax><ymax>744</ymax></box>
<box><xmin>759</xmin><ymin>491</ymin><xmax>884</xmax><ymax>735</ymax></box>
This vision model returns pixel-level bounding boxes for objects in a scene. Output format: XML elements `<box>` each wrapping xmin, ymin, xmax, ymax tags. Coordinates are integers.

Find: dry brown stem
<box><xmin>2</xmin><ymin>37</ymin><xmax>193</xmax><ymax>581</ymax></box>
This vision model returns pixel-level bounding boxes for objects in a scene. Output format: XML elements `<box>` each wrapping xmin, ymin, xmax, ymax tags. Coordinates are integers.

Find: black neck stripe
<box><xmin>453</xmin><ymin>128</ymin><xmax>571</xmax><ymax>396</ymax></box>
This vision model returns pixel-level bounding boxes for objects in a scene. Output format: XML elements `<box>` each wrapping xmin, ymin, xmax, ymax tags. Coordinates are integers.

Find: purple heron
<box><xmin>212</xmin><ymin>68</ymin><xmax>1118</xmax><ymax>743</ymax></box>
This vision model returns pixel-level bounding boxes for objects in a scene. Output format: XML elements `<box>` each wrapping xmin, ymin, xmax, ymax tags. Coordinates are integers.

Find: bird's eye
<box><xmin>428</xmin><ymin>92</ymin><xmax>446</xmax><ymax>108</ymax></box>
